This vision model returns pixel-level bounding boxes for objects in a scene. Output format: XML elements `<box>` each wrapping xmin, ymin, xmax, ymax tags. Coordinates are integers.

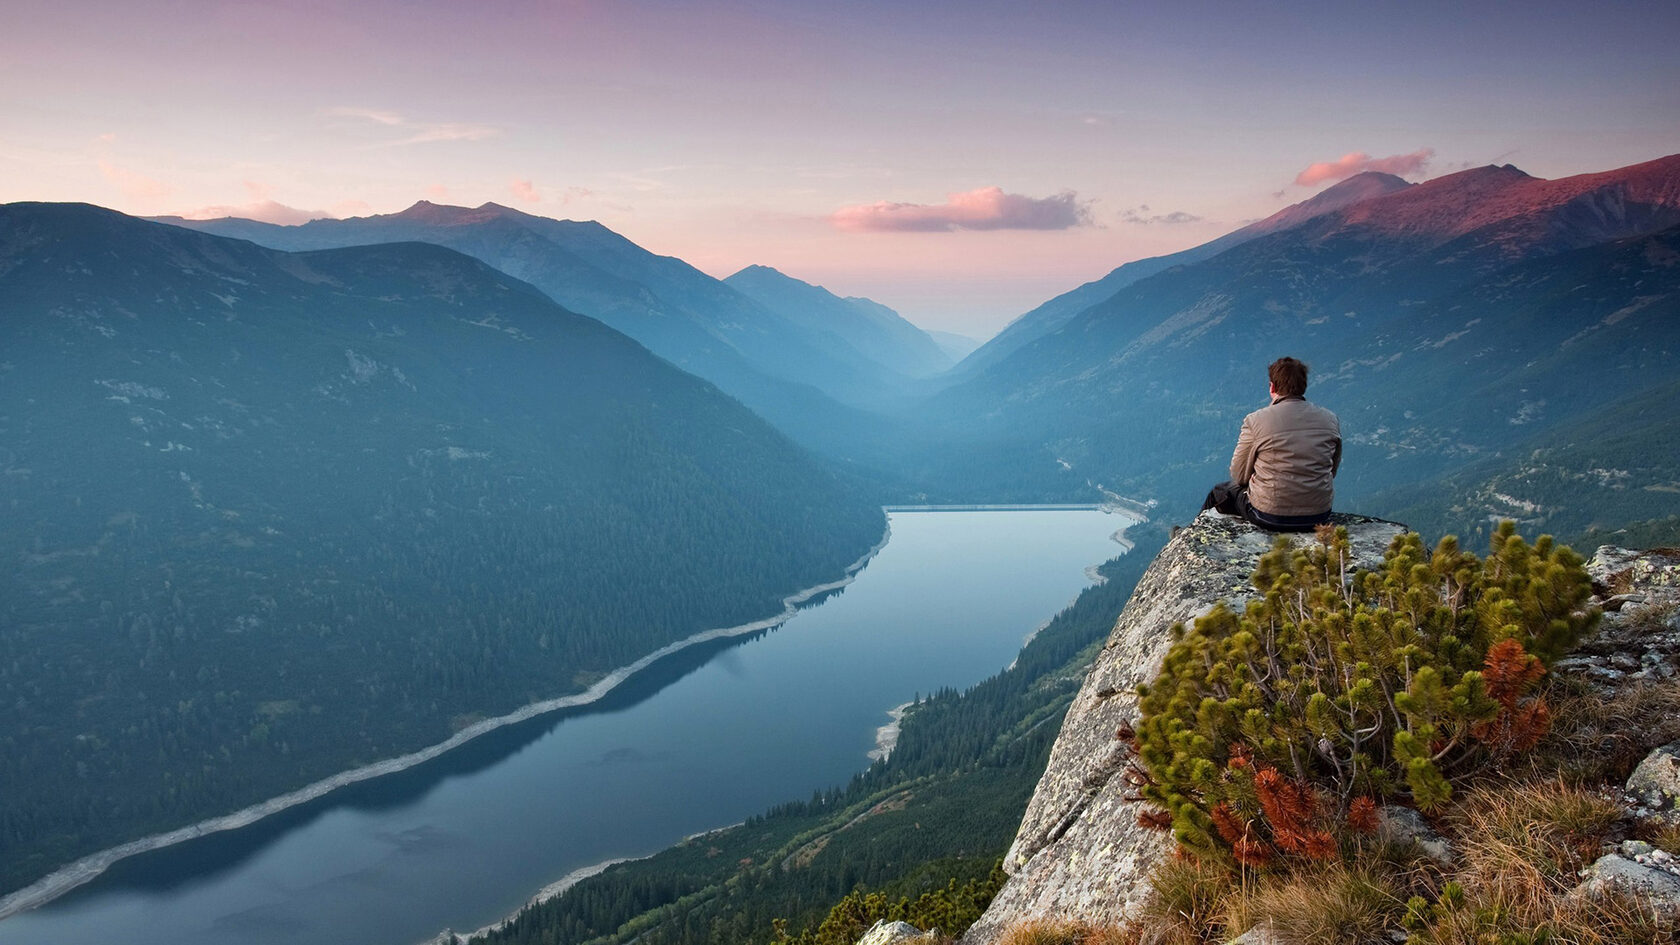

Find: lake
<box><xmin>0</xmin><ymin>508</ymin><xmax>1134</xmax><ymax>945</ymax></box>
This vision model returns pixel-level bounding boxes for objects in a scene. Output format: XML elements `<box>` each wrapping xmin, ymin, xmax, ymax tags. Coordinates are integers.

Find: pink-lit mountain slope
<box><xmin>1304</xmin><ymin>153</ymin><xmax>1680</xmax><ymax>257</ymax></box>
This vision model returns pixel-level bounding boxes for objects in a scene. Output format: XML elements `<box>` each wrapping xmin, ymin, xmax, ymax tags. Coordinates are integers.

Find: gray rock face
<box><xmin>961</xmin><ymin>512</ymin><xmax>1406</xmax><ymax>944</ymax></box>
<box><xmin>1558</xmin><ymin>547</ymin><xmax>1680</xmax><ymax>688</ymax></box>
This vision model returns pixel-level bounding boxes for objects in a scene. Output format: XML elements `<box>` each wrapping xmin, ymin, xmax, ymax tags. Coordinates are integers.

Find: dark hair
<box><xmin>1269</xmin><ymin>357</ymin><xmax>1308</xmax><ymax>397</ymax></box>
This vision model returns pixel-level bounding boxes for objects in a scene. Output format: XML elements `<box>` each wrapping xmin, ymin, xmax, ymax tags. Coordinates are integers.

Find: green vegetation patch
<box><xmin>1136</xmin><ymin>522</ymin><xmax>1597</xmax><ymax>866</ymax></box>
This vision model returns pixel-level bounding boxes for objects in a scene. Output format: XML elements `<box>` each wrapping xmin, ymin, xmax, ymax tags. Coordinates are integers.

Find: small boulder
<box><xmin>1224</xmin><ymin>919</ymin><xmax>1277</xmax><ymax>944</ymax></box>
<box><xmin>1376</xmin><ymin>805</ymin><xmax>1454</xmax><ymax>868</ymax></box>
<box><xmin>857</xmin><ymin>919</ymin><xmax>932</xmax><ymax>945</ymax></box>
<box><xmin>1627</xmin><ymin>742</ymin><xmax>1680</xmax><ymax>812</ymax></box>
<box><xmin>1576</xmin><ymin>853</ymin><xmax>1680</xmax><ymax>910</ymax></box>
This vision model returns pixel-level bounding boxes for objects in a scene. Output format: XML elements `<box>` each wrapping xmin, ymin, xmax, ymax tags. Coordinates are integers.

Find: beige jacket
<box><xmin>1230</xmin><ymin>395</ymin><xmax>1342</xmax><ymax>516</ymax></box>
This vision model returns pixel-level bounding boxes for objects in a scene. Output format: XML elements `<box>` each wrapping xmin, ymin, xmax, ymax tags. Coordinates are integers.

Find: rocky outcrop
<box><xmin>955</xmin><ymin>533</ymin><xmax>1680</xmax><ymax>944</ymax></box>
<box><xmin>1566</xmin><ymin>545</ymin><xmax>1680</xmax><ymax>692</ymax></box>
<box><xmin>961</xmin><ymin>512</ymin><xmax>1407</xmax><ymax>943</ymax></box>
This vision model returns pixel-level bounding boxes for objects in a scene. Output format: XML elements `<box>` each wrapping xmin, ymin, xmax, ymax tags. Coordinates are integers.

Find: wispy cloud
<box><xmin>1119</xmin><ymin>204</ymin><xmax>1202</xmax><ymax>225</ymax></box>
<box><xmin>391</xmin><ymin>123</ymin><xmax>498</xmax><ymax>146</ymax></box>
<box><xmin>1294</xmin><ymin>148</ymin><xmax>1434</xmax><ymax>187</ymax></box>
<box><xmin>830</xmin><ymin>186</ymin><xmax>1093</xmax><ymax>233</ymax></box>
<box><xmin>174</xmin><ymin>181</ymin><xmax>331</xmax><ymax>225</ymax></box>
<box><xmin>326</xmin><ymin>107</ymin><xmax>404</xmax><ymax>126</ymax></box>
<box><xmin>510</xmin><ymin>178</ymin><xmax>541</xmax><ymax>203</ymax></box>
<box><xmin>177</xmin><ymin>200</ymin><xmax>329</xmax><ymax>225</ymax></box>
<box><xmin>326</xmin><ymin>107</ymin><xmax>499</xmax><ymax>147</ymax></box>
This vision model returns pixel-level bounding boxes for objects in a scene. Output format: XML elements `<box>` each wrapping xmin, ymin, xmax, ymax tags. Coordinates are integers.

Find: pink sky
<box><xmin>4</xmin><ymin>0</ymin><xmax>1678</xmax><ymax>336</ymax></box>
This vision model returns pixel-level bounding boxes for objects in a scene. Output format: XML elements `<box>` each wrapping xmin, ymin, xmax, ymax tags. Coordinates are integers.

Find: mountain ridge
<box><xmin>157</xmin><ymin>202</ymin><xmax>934</xmax><ymax>465</ymax></box>
<box><xmin>0</xmin><ymin>201</ymin><xmax>887</xmax><ymax>896</ymax></box>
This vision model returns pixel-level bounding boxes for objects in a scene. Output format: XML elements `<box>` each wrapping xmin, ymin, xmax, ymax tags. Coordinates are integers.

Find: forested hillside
<box><xmin>0</xmin><ymin>203</ymin><xmax>886</xmax><ymax>895</ymax></box>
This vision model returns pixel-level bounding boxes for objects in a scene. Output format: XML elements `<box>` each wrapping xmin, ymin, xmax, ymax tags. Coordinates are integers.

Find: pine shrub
<box><xmin>1135</xmin><ymin>522</ymin><xmax>1598</xmax><ymax>867</ymax></box>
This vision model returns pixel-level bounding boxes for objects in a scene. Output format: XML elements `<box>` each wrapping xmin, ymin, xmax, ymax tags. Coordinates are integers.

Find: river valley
<box><xmin>0</xmin><ymin>508</ymin><xmax>1134</xmax><ymax>945</ymax></box>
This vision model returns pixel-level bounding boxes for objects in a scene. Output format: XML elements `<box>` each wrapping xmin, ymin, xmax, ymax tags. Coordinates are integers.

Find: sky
<box><xmin>5</xmin><ymin>0</ymin><xmax>1679</xmax><ymax>337</ymax></box>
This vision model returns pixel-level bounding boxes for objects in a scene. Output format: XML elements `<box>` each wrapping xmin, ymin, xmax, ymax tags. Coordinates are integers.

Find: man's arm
<box><xmin>1331</xmin><ymin>435</ymin><xmax>1342</xmax><ymax>477</ymax></box>
<box><xmin>1230</xmin><ymin>417</ymin><xmax>1257</xmax><ymax>486</ymax></box>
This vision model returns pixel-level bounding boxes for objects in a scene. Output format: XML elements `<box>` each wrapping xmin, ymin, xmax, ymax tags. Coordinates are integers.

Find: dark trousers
<box><xmin>1202</xmin><ymin>481</ymin><xmax>1331</xmax><ymax>533</ymax></box>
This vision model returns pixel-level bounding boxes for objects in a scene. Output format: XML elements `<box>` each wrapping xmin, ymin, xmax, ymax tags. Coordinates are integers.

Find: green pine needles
<box><xmin>1134</xmin><ymin>522</ymin><xmax>1598</xmax><ymax>867</ymax></box>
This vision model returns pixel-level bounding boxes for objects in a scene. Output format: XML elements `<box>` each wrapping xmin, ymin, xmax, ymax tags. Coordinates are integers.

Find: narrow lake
<box><xmin>0</xmin><ymin>508</ymin><xmax>1133</xmax><ymax>945</ymax></box>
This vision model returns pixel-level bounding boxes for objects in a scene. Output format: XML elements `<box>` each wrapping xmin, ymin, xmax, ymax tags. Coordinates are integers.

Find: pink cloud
<box><xmin>178</xmin><ymin>200</ymin><xmax>331</xmax><ymax>225</ymax></box>
<box><xmin>830</xmin><ymin>186</ymin><xmax>1092</xmax><ymax>233</ymax></box>
<box><xmin>1294</xmin><ymin>148</ymin><xmax>1435</xmax><ymax>187</ymax></box>
<box><xmin>510</xmin><ymin>179</ymin><xmax>541</xmax><ymax>203</ymax></box>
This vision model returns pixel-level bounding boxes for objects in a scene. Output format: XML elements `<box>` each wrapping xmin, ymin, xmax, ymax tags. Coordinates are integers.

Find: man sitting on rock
<box><xmin>1203</xmin><ymin>356</ymin><xmax>1341</xmax><ymax>532</ymax></box>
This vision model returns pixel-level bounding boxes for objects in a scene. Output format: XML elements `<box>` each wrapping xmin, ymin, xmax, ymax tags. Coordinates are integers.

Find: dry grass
<box><xmin>1446</xmin><ymin>778</ymin><xmax>1622</xmax><ymax>921</ymax></box>
<box><xmin>1542</xmin><ymin>678</ymin><xmax>1680</xmax><ymax>782</ymax></box>
<box><xmin>1410</xmin><ymin>883</ymin><xmax>1679</xmax><ymax>945</ymax></box>
<box><xmin>1242</xmin><ymin>867</ymin><xmax>1405</xmax><ymax>943</ymax></box>
<box><xmin>993</xmin><ymin>918</ymin><xmax>1116</xmax><ymax>945</ymax></box>
<box><xmin>1637</xmin><ymin>819</ymin><xmax>1680</xmax><ymax>856</ymax></box>
<box><xmin>1390</xmin><ymin>776</ymin><xmax>1680</xmax><ymax>944</ymax></box>
<box><xmin>1128</xmin><ymin>854</ymin><xmax>1231</xmax><ymax>944</ymax></box>
<box><xmin>1542</xmin><ymin>888</ymin><xmax>1680</xmax><ymax>945</ymax></box>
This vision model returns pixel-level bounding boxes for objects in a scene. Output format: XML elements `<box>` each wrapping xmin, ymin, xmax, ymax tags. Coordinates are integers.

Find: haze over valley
<box><xmin>4</xmin><ymin>2</ymin><xmax>1680</xmax><ymax>943</ymax></box>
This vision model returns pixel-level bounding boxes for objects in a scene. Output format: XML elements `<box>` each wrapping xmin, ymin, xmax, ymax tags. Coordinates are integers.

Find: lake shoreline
<box><xmin>437</xmin><ymin>505</ymin><xmax>1145</xmax><ymax>945</ymax></box>
<box><xmin>0</xmin><ymin>522</ymin><xmax>895</xmax><ymax>922</ymax></box>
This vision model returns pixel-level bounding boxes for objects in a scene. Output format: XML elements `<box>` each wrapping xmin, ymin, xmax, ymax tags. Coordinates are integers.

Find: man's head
<box><xmin>1268</xmin><ymin>357</ymin><xmax>1309</xmax><ymax>398</ymax></box>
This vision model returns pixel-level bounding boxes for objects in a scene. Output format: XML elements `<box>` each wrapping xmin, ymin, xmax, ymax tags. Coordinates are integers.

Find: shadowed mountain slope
<box><xmin>159</xmin><ymin>204</ymin><xmax>933</xmax><ymax>457</ymax></box>
<box><xmin>0</xmin><ymin>202</ymin><xmax>886</xmax><ymax>894</ymax></box>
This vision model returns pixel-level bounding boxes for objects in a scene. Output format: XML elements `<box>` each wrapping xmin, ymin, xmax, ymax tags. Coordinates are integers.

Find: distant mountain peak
<box><xmin>389</xmin><ymin>199</ymin><xmax>474</xmax><ymax>224</ymax></box>
<box><xmin>1231</xmin><ymin>171</ymin><xmax>1415</xmax><ymax>240</ymax></box>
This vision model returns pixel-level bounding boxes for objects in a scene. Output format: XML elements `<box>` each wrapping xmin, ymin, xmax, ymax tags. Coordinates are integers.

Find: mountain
<box><xmin>919</xmin><ymin>154</ymin><xmax>1680</xmax><ymax>535</ymax></box>
<box><xmin>0</xmin><ymin>202</ymin><xmax>886</xmax><ymax>894</ymax></box>
<box><xmin>723</xmin><ymin>265</ymin><xmax>952</xmax><ymax>378</ymax></box>
<box><xmin>158</xmin><ymin>203</ymin><xmax>932</xmax><ymax>455</ymax></box>
<box><xmin>928</xmin><ymin>329</ymin><xmax>984</xmax><ymax>362</ymax></box>
<box><xmin>953</xmin><ymin>172</ymin><xmax>1416</xmax><ymax>377</ymax></box>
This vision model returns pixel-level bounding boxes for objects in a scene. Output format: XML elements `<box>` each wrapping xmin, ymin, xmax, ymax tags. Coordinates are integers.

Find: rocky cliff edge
<box><xmin>961</xmin><ymin>511</ymin><xmax>1408</xmax><ymax>942</ymax></box>
<box><xmin>958</xmin><ymin>512</ymin><xmax>1680</xmax><ymax>944</ymax></box>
